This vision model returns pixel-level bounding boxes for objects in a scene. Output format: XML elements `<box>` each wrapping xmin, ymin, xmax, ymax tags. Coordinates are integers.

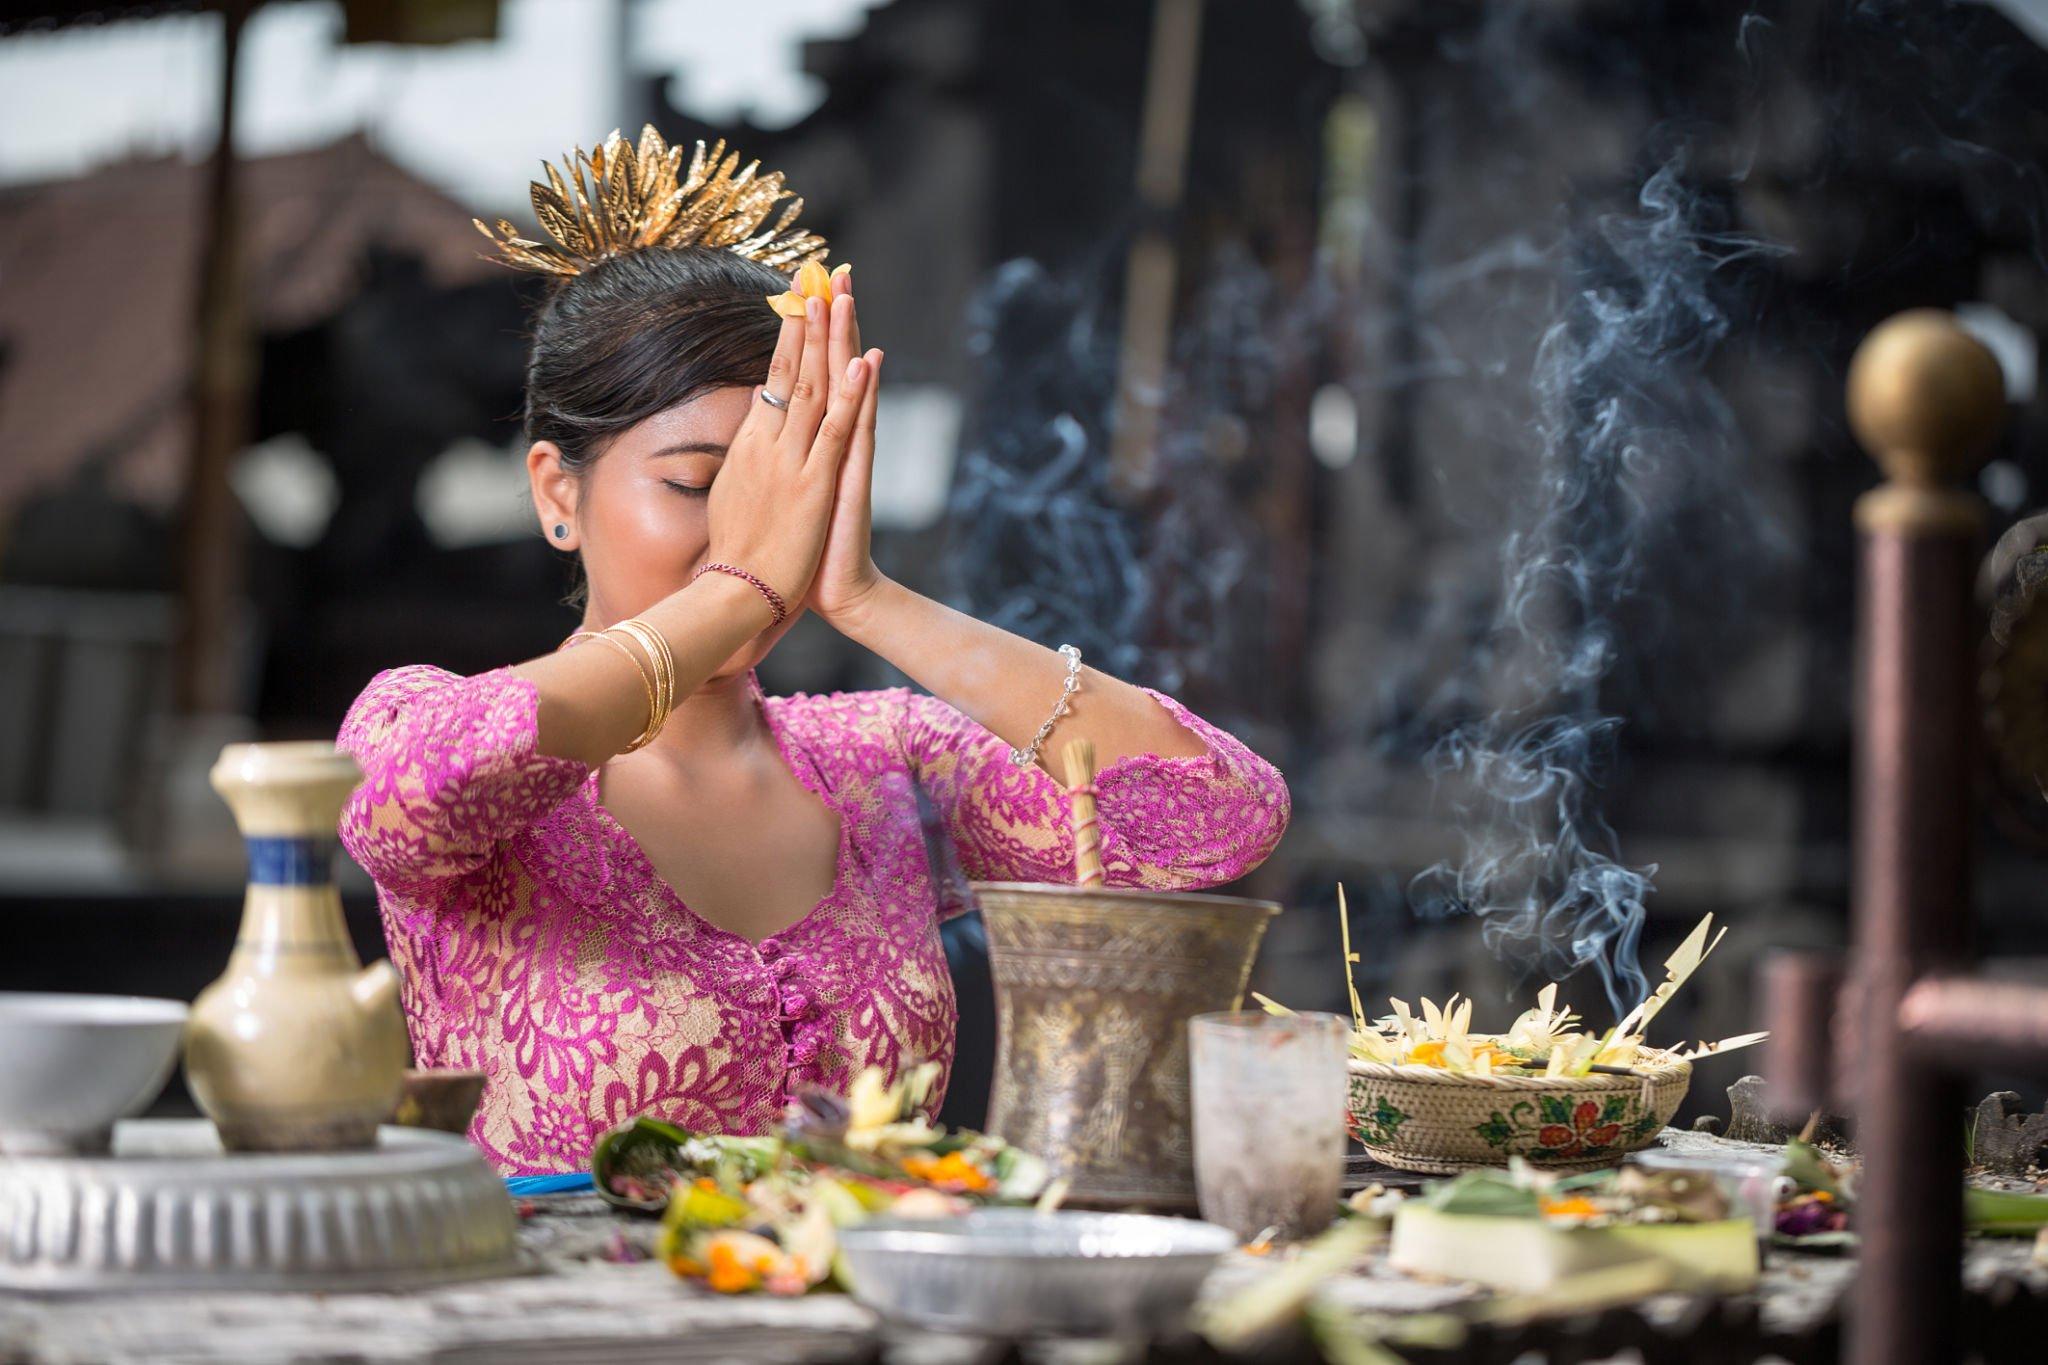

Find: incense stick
<box><xmin>1505</xmin><ymin>1061</ymin><xmax>1646</xmax><ymax>1078</ymax></box>
<box><xmin>1062</xmin><ymin>738</ymin><xmax>1103</xmax><ymax>886</ymax></box>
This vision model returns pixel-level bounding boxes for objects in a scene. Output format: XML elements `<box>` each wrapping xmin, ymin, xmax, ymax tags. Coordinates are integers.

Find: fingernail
<box><xmin>846</xmin><ymin>357</ymin><xmax>864</xmax><ymax>381</ymax></box>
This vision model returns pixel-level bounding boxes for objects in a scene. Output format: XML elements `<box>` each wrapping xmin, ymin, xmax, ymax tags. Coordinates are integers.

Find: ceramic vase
<box><xmin>184</xmin><ymin>742</ymin><xmax>408</xmax><ymax>1150</ymax></box>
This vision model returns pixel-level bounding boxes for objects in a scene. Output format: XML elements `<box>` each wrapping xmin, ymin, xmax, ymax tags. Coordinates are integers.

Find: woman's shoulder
<box><xmin>339</xmin><ymin>663</ymin><xmax>458</xmax><ymax>733</ymax></box>
<box><xmin>338</xmin><ymin>664</ymin><xmax>538</xmax><ymax>746</ymax></box>
<box><xmin>353</xmin><ymin>662</ymin><xmax>462</xmax><ymax>702</ymax></box>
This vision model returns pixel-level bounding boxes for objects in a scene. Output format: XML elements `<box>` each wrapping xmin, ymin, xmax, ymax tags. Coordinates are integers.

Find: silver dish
<box><xmin>836</xmin><ymin>1209</ymin><xmax>1236</xmax><ymax>1338</ymax></box>
<box><xmin>0</xmin><ymin>1118</ymin><xmax>521</xmax><ymax>1293</ymax></box>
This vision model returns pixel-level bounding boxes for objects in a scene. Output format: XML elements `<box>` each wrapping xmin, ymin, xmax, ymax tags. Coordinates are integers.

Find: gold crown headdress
<box><xmin>473</xmin><ymin>125</ymin><xmax>828</xmax><ymax>278</ymax></box>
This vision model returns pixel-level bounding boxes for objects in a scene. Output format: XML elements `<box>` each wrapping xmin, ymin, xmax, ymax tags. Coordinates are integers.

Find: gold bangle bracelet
<box><xmin>569</xmin><ymin>629</ymin><xmax>662</xmax><ymax>752</ymax></box>
<box><xmin>607</xmin><ymin>622</ymin><xmax>673</xmax><ymax>723</ymax></box>
<box><xmin>608</xmin><ymin>619</ymin><xmax>674</xmax><ymax>708</ymax></box>
<box><xmin>605</xmin><ymin>619</ymin><xmax>677</xmax><ymax>748</ymax></box>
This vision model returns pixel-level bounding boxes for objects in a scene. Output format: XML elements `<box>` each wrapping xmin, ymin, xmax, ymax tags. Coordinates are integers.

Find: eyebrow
<box><xmin>648</xmin><ymin>442</ymin><xmax>728</xmax><ymax>458</ymax></box>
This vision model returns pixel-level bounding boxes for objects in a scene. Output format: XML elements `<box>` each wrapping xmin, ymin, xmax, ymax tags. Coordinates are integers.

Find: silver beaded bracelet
<box><xmin>1009</xmin><ymin>644</ymin><xmax>1083</xmax><ymax>767</ymax></box>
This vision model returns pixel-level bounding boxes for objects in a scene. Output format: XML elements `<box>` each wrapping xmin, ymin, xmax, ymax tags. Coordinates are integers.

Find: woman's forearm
<box><xmin>833</xmin><ymin>577</ymin><xmax>1208</xmax><ymax>782</ymax></box>
<box><xmin>510</xmin><ymin>573</ymin><xmax>774</xmax><ymax>766</ymax></box>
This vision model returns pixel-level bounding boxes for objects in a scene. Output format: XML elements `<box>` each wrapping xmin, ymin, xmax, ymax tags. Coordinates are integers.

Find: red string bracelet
<box><xmin>694</xmin><ymin>563</ymin><xmax>789</xmax><ymax>626</ymax></box>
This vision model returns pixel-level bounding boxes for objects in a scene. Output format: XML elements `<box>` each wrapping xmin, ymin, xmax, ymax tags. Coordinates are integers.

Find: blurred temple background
<box><xmin>6</xmin><ymin>0</ymin><xmax>2048</xmax><ymax>1126</ymax></box>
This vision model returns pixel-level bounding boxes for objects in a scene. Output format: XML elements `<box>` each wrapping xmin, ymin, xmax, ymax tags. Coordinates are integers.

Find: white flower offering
<box><xmin>1257</xmin><ymin>890</ymin><xmax>1768</xmax><ymax>1080</ymax></box>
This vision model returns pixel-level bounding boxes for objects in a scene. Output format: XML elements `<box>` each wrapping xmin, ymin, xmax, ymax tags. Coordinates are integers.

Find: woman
<box><xmin>337</xmin><ymin>130</ymin><xmax>1288</xmax><ymax>1173</ymax></box>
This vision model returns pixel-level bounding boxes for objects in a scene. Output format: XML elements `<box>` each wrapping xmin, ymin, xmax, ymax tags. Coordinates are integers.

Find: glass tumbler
<box><xmin>1188</xmin><ymin>1010</ymin><xmax>1348</xmax><ymax>1243</ymax></box>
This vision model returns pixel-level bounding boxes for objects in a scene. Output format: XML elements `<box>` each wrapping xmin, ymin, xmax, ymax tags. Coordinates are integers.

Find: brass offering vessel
<box><xmin>976</xmin><ymin>882</ymin><xmax>1278</xmax><ymax>1210</ymax></box>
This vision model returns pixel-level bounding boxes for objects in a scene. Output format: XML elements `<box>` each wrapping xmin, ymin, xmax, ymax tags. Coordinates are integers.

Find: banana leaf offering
<box><xmin>591</xmin><ymin>1120</ymin><xmax>782</xmax><ymax>1212</ymax></box>
<box><xmin>1388</xmin><ymin>1163</ymin><xmax>1761</xmax><ymax>1293</ymax></box>
<box><xmin>589</xmin><ymin>1063</ymin><xmax>1052</xmax><ymax>1295</ymax></box>
<box><xmin>1772</xmin><ymin>1135</ymin><xmax>2048</xmax><ymax>1247</ymax></box>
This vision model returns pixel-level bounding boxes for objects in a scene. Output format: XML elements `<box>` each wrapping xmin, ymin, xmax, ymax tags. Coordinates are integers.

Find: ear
<box><xmin>528</xmin><ymin>441</ymin><xmax>579</xmax><ymax>549</ymax></box>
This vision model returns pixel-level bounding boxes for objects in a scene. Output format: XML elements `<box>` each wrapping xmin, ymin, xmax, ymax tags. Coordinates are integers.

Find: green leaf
<box><xmin>590</xmin><ymin>1119</ymin><xmax>781</xmax><ymax>1213</ymax></box>
<box><xmin>1966</xmin><ymin>1187</ymin><xmax>2048</xmax><ymax>1235</ymax></box>
<box><xmin>1600</xmin><ymin>1096</ymin><xmax>1628</xmax><ymax>1124</ymax></box>
<box><xmin>993</xmin><ymin>1146</ymin><xmax>1052</xmax><ymax>1202</ymax></box>
<box><xmin>1781</xmin><ymin>1138</ymin><xmax>1846</xmax><ymax>1198</ymax></box>
<box><xmin>1371</xmin><ymin>1099</ymin><xmax>1408</xmax><ymax>1137</ymax></box>
<box><xmin>1420</xmin><ymin>1170</ymin><xmax>1542</xmax><ymax>1218</ymax></box>
<box><xmin>1200</xmin><ymin>1222</ymin><xmax>1380</xmax><ymax>1352</ymax></box>
<box><xmin>1539</xmin><ymin>1095</ymin><xmax>1572</xmax><ymax>1125</ymax></box>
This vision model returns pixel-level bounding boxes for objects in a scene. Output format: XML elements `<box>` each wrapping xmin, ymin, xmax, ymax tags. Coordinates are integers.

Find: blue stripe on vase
<box><xmin>245</xmin><ymin>836</ymin><xmax>336</xmax><ymax>886</ymax></box>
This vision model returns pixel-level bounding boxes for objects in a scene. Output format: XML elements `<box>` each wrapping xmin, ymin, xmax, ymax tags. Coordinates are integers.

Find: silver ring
<box><xmin>759</xmin><ymin>389</ymin><xmax>790</xmax><ymax>411</ymax></box>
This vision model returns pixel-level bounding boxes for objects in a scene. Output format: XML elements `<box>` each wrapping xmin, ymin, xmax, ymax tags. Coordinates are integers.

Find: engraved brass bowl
<box><xmin>975</xmin><ymin>883</ymin><xmax>1279</xmax><ymax>1211</ymax></box>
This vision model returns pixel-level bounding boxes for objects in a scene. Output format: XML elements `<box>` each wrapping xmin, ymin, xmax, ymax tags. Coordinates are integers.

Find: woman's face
<box><xmin>528</xmin><ymin>384</ymin><xmax>798</xmax><ymax>678</ymax></box>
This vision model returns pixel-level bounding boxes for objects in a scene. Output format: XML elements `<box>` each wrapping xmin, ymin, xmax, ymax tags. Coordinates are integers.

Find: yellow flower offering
<box><xmin>767</xmin><ymin>259</ymin><xmax>851</xmax><ymax>318</ymax></box>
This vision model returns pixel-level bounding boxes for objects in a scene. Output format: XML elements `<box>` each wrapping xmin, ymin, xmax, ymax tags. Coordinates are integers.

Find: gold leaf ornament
<box><xmin>472</xmin><ymin>125</ymin><xmax>830</xmax><ymax>278</ymax></box>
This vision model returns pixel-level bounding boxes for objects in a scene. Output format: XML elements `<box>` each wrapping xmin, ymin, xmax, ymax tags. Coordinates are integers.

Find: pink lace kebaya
<box><xmin>337</xmin><ymin>665</ymin><xmax>1289</xmax><ymax>1174</ymax></box>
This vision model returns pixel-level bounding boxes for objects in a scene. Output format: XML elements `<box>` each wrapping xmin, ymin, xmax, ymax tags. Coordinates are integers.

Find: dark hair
<box><xmin>525</xmin><ymin>246</ymin><xmax>788</xmax><ymax>605</ymax></box>
<box><xmin>525</xmin><ymin>245</ymin><xmax>789</xmax><ymax>471</ymax></box>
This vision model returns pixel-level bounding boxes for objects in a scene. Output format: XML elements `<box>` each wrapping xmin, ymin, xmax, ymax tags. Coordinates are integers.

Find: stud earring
<box><xmin>552</xmin><ymin>523</ymin><xmax>569</xmax><ymax>540</ymax></box>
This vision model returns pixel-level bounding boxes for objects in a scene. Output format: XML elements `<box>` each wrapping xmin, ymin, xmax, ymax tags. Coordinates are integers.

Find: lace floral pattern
<box><xmin>337</xmin><ymin>665</ymin><xmax>1289</xmax><ymax>1174</ymax></box>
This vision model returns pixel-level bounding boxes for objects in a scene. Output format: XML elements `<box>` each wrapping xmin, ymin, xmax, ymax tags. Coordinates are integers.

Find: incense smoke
<box><xmin>935</xmin><ymin>0</ymin><xmax>2048</xmax><ymax>1023</ymax></box>
<box><xmin>1407</xmin><ymin>163</ymin><xmax>1787</xmax><ymax>1018</ymax></box>
<box><xmin>941</xmin><ymin>246</ymin><xmax>1299</xmax><ymax>705</ymax></box>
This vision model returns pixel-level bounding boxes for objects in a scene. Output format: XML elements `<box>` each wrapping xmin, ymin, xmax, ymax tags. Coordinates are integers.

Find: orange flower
<box><xmin>767</xmin><ymin>259</ymin><xmax>851</xmax><ymax>318</ymax></box>
<box><xmin>705</xmin><ymin>1239</ymin><xmax>760</xmax><ymax>1294</ymax></box>
<box><xmin>1541</xmin><ymin>1195</ymin><xmax>1601</xmax><ymax>1220</ymax></box>
<box><xmin>901</xmin><ymin>1150</ymin><xmax>994</xmax><ymax>1193</ymax></box>
<box><xmin>1408</xmin><ymin>1040</ymin><xmax>1449</xmax><ymax>1067</ymax></box>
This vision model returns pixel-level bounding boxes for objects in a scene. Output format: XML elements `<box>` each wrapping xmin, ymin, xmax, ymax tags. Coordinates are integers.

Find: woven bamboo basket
<box><xmin>1347</xmin><ymin>1049</ymin><xmax>1692</xmax><ymax>1174</ymax></box>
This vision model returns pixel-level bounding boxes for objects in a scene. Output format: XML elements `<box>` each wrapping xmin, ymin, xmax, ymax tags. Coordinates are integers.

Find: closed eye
<box><xmin>662</xmin><ymin>479</ymin><xmax>711</xmax><ymax>498</ymax></box>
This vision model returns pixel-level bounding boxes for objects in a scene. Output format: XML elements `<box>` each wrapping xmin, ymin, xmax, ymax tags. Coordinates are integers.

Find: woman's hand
<box><xmin>705</xmin><ymin>290</ymin><xmax>871</xmax><ymax>612</ymax></box>
<box><xmin>809</xmin><ymin>268</ymin><xmax>889</xmax><ymax>626</ymax></box>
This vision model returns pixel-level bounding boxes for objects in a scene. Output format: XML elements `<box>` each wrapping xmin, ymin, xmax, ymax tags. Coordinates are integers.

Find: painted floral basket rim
<box><xmin>972</xmin><ymin>881</ymin><xmax>1281</xmax><ymax>917</ymax></box>
<box><xmin>1346</xmin><ymin>1047</ymin><xmax>1691</xmax><ymax>1091</ymax></box>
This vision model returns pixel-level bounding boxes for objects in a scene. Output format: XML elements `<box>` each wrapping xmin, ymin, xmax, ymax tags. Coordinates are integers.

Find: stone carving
<box><xmin>1972</xmin><ymin>1092</ymin><xmax>2048</xmax><ymax>1175</ymax></box>
<box><xmin>1724</xmin><ymin>1074</ymin><xmax>1789</xmax><ymax>1146</ymax></box>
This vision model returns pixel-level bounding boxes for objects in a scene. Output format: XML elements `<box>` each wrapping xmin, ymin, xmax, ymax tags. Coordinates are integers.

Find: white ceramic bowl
<box><xmin>0</xmin><ymin>993</ymin><xmax>188</xmax><ymax>1154</ymax></box>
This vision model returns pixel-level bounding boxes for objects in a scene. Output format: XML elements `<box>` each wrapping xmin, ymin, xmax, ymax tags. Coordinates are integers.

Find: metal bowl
<box><xmin>0</xmin><ymin>992</ymin><xmax>186</xmax><ymax>1155</ymax></box>
<box><xmin>836</xmin><ymin>1209</ymin><xmax>1236</xmax><ymax>1338</ymax></box>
